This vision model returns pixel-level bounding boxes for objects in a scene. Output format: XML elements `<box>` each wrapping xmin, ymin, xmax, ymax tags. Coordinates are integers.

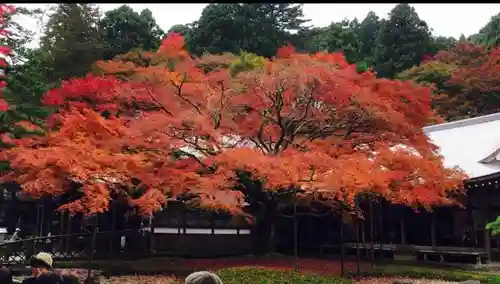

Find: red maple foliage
<box><xmin>430</xmin><ymin>44</ymin><xmax>500</xmax><ymax>118</ymax></box>
<box><xmin>5</xmin><ymin>34</ymin><xmax>466</xmax><ymax>215</ymax></box>
<box><xmin>435</xmin><ymin>43</ymin><xmax>488</xmax><ymax>67</ymax></box>
<box><xmin>0</xmin><ymin>4</ymin><xmax>15</xmax><ymax>111</ymax></box>
<box><xmin>402</xmin><ymin>44</ymin><xmax>500</xmax><ymax>120</ymax></box>
<box><xmin>0</xmin><ymin>108</ymin><xmax>227</xmax><ymax>215</ymax></box>
<box><xmin>41</xmin><ymin>74</ymin><xmax>156</xmax><ymax>116</ymax></box>
<box><xmin>446</xmin><ymin>47</ymin><xmax>500</xmax><ymax>116</ymax></box>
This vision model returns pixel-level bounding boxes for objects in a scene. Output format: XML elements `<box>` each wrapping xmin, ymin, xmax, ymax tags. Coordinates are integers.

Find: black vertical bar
<box><xmin>87</xmin><ymin>225</ymin><xmax>97</xmax><ymax>282</ymax></box>
<box><xmin>293</xmin><ymin>187</ymin><xmax>299</xmax><ymax>272</ymax></box>
<box><xmin>370</xmin><ymin>200</ymin><xmax>374</xmax><ymax>266</ymax></box>
<box><xmin>340</xmin><ymin>206</ymin><xmax>345</xmax><ymax>278</ymax></box>
<box><xmin>485</xmin><ymin>186</ymin><xmax>492</xmax><ymax>263</ymax></box>
<box><xmin>149</xmin><ymin>214</ymin><xmax>155</xmax><ymax>254</ymax></box>
<box><xmin>431</xmin><ymin>210</ymin><xmax>437</xmax><ymax>248</ymax></box>
<box><xmin>110</xmin><ymin>204</ymin><xmax>116</xmax><ymax>256</ymax></box>
<box><xmin>65</xmin><ymin>213</ymin><xmax>71</xmax><ymax>253</ymax></box>
<box><xmin>211</xmin><ymin>212</ymin><xmax>215</xmax><ymax>235</ymax></box>
<box><xmin>40</xmin><ymin>204</ymin><xmax>45</xmax><ymax>237</ymax></box>
<box><xmin>182</xmin><ymin>208</ymin><xmax>186</xmax><ymax>234</ymax></box>
<box><xmin>36</xmin><ymin>204</ymin><xmax>41</xmax><ymax>237</ymax></box>
<box><xmin>355</xmin><ymin>220</ymin><xmax>360</xmax><ymax>280</ymax></box>
<box><xmin>379</xmin><ymin>201</ymin><xmax>383</xmax><ymax>256</ymax></box>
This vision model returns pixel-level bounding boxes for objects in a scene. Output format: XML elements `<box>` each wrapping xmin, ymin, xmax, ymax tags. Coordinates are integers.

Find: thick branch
<box><xmin>171</xmin><ymin>72</ymin><xmax>202</xmax><ymax>115</ymax></box>
<box><xmin>177</xmin><ymin>149</ymin><xmax>207</xmax><ymax>167</ymax></box>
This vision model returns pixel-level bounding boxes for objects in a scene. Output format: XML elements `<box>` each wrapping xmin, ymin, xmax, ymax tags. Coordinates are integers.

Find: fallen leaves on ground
<box><xmin>175</xmin><ymin>256</ymin><xmax>371</xmax><ymax>276</ymax></box>
<box><xmin>105</xmin><ymin>275</ymin><xmax>179</xmax><ymax>284</ymax></box>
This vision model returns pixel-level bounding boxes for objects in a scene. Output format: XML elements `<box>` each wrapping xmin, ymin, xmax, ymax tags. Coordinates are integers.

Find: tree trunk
<box><xmin>251</xmin><ymin>202</ymin><xmax>278</xmax><ymax>256</ymax></box>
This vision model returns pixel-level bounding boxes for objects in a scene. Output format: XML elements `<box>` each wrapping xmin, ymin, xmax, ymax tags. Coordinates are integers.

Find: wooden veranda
<box><xmin>275</xmin><ymin>172</ymin><xmax>500</xmax><ymax>265</ymax></box>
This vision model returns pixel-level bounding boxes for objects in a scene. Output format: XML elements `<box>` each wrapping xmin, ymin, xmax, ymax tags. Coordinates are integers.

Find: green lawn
<box><xmin>103</xmin><ymin>268</ymin><xmax>350</xmax><ymax>284</ymax></box>
<box><xmin>216</xmin><ymin>268</ymin><xmax>349</xmax><ymax>284</ymax></box>
<box><xmin>366</xmin><ymin>264</ymin><xmax>500</xmax><ymax>283</ymax></box>
<box><xmin>101</xmin><ymin>266</ymin><xmax>500</xmax><ymax>284</ymax></box>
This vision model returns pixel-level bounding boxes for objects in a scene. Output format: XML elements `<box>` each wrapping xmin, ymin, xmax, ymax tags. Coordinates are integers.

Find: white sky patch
<box><xmin>8</xmin><ymin>3</ymin><xmax>500</xmax><ymax>49</ymax></box>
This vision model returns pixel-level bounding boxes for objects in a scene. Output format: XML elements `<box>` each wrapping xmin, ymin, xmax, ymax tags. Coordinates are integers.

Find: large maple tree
<box><xmin>3</xmin><ymin>33</ymin><xmax>466</xmax><ymax>218</ymax></box>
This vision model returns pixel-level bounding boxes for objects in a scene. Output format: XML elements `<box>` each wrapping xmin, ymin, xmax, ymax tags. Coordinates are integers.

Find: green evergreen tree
<box><xmin>40</xmin><ymin>4</ymin><xmax>104</xmax><ymax>82</ymax></box>
<box><xmin>99</xmin><ymin>5</ymin><xmax>164</xmax><ymax>59</ymax></box>
<box><xmin>373</xmin><ymin>4</ymin><xmax>433</xmax><ymax>78</ymax></box>
<box><xmin>187</xmin><ymin>4</ymin><xmax>309</xmax><ymax>57</ymax></box>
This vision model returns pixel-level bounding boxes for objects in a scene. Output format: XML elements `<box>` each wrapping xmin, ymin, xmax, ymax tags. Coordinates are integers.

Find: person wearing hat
<box><xmin>185</xmin><ymin>271</ymin><xmax>223</xmax><ymax>284</ymax></box>
<box><xmin>21</xmin><ymin>252</ymin><xmax>54</xmax><ymax>284</ymax></box>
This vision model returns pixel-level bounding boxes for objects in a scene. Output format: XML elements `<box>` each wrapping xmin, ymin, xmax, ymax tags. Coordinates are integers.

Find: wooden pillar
<box><xmin>182</xmin><ymin>208</ymin><xmax>187</xmax><ymax>234</ymax></box>
<box><xmin>400</xmin><ymin>208</ymin><xmax>406</xmax><ymax>245</ymax></box>
<box><xmin>431</xmin><ymin>210</ymin><xmax>437</xmax><ymax>248</ymax></box>
<box><xmin>466</xmin><ymin>193</ymin><xmax>475</xmax><ymax>246</ymax></box>
<box><xmin>484</xmin><ymin>186</ymin><xmax>492</xmax><ymax>264</ymax></box>
<box><xmin>369</xmin><ymin>200</ymin><xmax>375</xmax><ymax>263</ymax></box>
<box><xmin>379</xmin><ymin>201</ymin><xmax>383</xmax><ymax>253</ymax></box>
<box><xmin>149</xmin><ymin>213</ymin><xmax>155</xmax><ymax>254</ymax></box>
<box><xmin>355</xmin><ymin>220</ymin><xmax>361</xmax><ymax>280</ymax></box>
<box><xmin>110</xmin><ymin>204</ymin><xmax>116</xmax><ymax>255</ymax></box>
<box><xmin>340</xmin><ymin>207</ymin><xmax>345</xmax><ymax>278</ymax></box>
<box><xmin>308</xmin><ymin>215</ymin><xmax>314</xmax><ymax>247</ymax></box>
<box><xmin>361</xmin><ymin>220</ymin><xmax>366</xmax><ymax>247</ymax></box>
<box><xmin>211</xmin><ymin>212</ymin><xmax>215</xmax><ymax>235</ymax></box>
<box><xmin>65</xmin><ymin>213</ymin><xmax>71</xmax><ymax>253</ymax></box>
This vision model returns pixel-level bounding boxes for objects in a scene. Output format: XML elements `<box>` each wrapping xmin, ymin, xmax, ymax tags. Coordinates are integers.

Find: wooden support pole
<box><xmin>293</xmin><ymin>188</ymin><xmax>299</xmax><ymax>272</ymax></box>
<box><xmin>485</xmin><ymin>186</ymin><xmax>492</xmax><ymax>264</ymax></box>
<box><xmin>361</xmin><ymin>219</ymin><xmax>366</xmax><ymax>256</ymax></box>
<box><xmin>379</xmin><ymin>201</ymin><xmax>383</xmax><ymax>255</ymax></box>
<box><xmin>355</xmin><ymin>220</ymin><xmax>361</xmax><ymax>280</ymax></box>
<box><xmin>369</xmin><ymin>200</ymin><xmax>375</xmax><ymax>264</ymax></box>
<box><xmin>149</xmin><ymin>213</ymin><xmax>155</xmax><ymax>254</ymax></box>
<box><xmin>340</xmin><ymin>206</ymin><xmax>345</xmax><ymax>278</ymax></box>
<box><xmin>87</xmin><ymin>225</ymin><xmax>97</xmax><ymax>282</ymax></box>
<box><xmin>400</xmin><ymin>208</ymin><xmax>406</xmax><ymax>245</ymax></box>
<box><xmin>431</xmin><ymin>210</ymin><xmax>437</xmax><ymax>248</ymax></box>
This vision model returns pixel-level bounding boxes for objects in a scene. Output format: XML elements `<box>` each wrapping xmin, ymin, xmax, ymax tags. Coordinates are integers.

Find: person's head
<box><xmin>0</xmin><ymin>266</ymin><xmax>12</xmax><ymax>284</ymax></box>
<box><xmin>185</xmin><ymin>271</ymin><xmax>223</xmax><ymax>284</ymax></box>
<box><xmin>61</xmin><ymin>274</ymin><xmax>79</xmax><ymax>284</ymax></box>
<box><xmin>29</xmin><ymin>252</ymin><xmax>53</xmax><ymax>277</ymax></box>
<box><xmin>36</xmin><ymin>272</ymin><xmax>63</xmax><ymax>284</ymax></box>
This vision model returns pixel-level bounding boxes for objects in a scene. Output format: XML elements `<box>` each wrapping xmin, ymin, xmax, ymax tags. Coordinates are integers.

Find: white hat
<box><xmin>29</xmin><ymin>252</ymin><xmax>53</xmax><ymax>269</ymax></box>
<box><xmin>185</xmin><ymin>271</ymin><xmax>223</xmax><ymax>284</ymax></box>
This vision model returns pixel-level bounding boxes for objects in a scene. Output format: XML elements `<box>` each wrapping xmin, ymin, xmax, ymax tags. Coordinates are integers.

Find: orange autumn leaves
<box><xmin>1</xmin><ymin>110</ymin><xmax>162</xmax><ymax>215</ymax></box>
<box><xmin>1</xmin><ymin>33</ymin><xmax>467</xmax><ymax>215</ymax></box>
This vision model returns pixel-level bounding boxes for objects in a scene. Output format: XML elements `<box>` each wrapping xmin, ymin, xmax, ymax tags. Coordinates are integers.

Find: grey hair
<box><xmin>185</xmin><ymin>271</ymin><xmax>223</xmax><ymax>284</ymax></box>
